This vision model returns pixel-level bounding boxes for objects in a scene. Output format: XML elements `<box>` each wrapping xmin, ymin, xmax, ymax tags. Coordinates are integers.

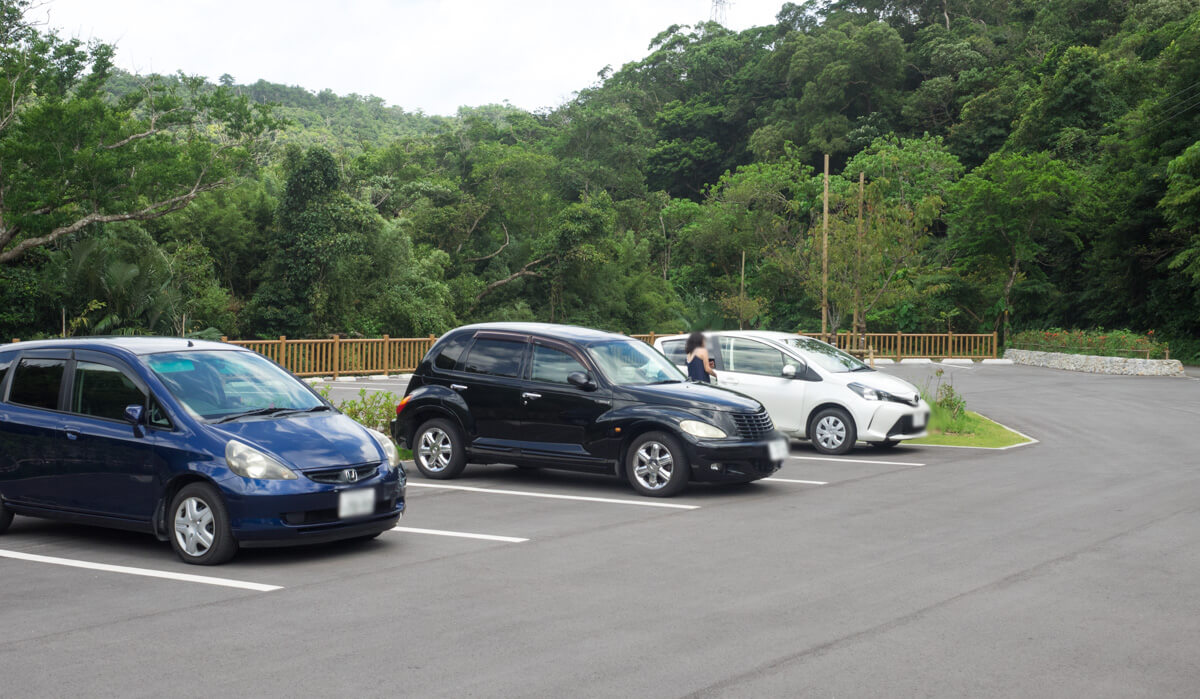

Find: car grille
<box><xmin>731</xmin><ymin>409</ymin><xmax>774</xmax><ymax>440</ymax></box>
<box><xmin>305</xmin><ymin>463</ymin><xmax>380</xmax><ymax>484</ymax></box>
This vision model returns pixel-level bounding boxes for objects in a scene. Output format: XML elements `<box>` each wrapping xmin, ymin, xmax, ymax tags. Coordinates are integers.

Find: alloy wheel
<box><xmin>173</xmin><ymin>497</ymin><xmax>215</xmax><ymax>558</ymax></box>
<box><xmin>417</xmin><ymin>427</ymin><xmax>453</xmax><ymax>472</ymax></box>
<box><xmin>633</xmin><ymin>441</ymin><xmax>674</xmax><ymax>490</ymax></box>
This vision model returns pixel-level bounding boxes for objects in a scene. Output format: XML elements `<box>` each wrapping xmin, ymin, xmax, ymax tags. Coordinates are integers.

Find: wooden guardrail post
<box><xmin>382</xmin><ymin>335</ymin><xmax>390</xmax><ymax>374</ymax></box>
<box><xmin>278</xmin><ymin>336</ymin><xmax>286</xmax><ymax>366</ymax></box>
<box><xmin>991</xmin><ymin>331</ymin><xmax>998</xmax><ymax>358</ymax></box>
<box><xmin>895</xmin><ymin>330</ymin><xmax>902</xmax><ymax>360</ymax></box>
<box><xmin>332</xmin><ymin>334</ymin><xmax>340</xmax><ymax>379</ymax></box>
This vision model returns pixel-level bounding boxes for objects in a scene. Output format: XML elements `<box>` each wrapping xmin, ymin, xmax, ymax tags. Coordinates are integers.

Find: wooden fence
<box><xmin>210</xmin><ymin>330</ymin><xmax>996</xmax><ymax>377</ymax></box>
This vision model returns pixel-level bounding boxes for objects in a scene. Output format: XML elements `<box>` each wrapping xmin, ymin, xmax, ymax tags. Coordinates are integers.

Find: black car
<box><xmin>392</xmin><ymin>323</ymin><xmax>788</xmax><ymax>497</ymax></box>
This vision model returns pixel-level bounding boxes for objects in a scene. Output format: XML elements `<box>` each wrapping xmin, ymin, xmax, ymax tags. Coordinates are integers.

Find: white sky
<box><xmin>41</xmin><ymin>0</ymin><xmax>787</xmax><ymax>116</ymax></box>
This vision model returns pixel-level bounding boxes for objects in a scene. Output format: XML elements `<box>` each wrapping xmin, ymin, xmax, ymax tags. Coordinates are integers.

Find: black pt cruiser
<box><xmin>392</xmin><ymin>323</ymin><xmax>788</xmax><ymax>497</ymax></box>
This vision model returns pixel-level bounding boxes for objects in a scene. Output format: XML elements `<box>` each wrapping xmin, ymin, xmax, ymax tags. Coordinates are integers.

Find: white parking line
<box><xmin>765</xmin><ymin>478</ymin><xmax>829</xmax><ymax>485</ymax></box>
<box><xmin>0</xmin><ymin>549</ymin><xmax>282</xmax><ymax>592</ymax></box>
<box><xmin>788</xmin><ymin>455</ymin><xmax>925</xmax><ymax>467</ymax></box>
<box><xmin>406</xmin><ymin>482</ymin><xmax>699</xmax><ymax>509</ymax></box>
<box><xmin>391</xmin><ymin>526</ymin><xmax>528</xmax><ymax>543</ymax></box>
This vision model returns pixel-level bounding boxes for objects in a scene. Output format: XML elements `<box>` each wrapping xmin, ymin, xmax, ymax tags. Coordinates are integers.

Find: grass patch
<box><xmin>908</xmin><ymin>410</ymin><xmax>1031</xmax><ymax>448</ymax></box>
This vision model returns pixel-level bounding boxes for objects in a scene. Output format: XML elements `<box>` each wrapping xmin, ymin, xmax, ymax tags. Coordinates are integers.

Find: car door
<box><xmin>456</xmin><ymin>333</ymin><xmax>530</xmax><ymax>455</ymax></box>
<box><xmin>60</xmin><ymin>352</ymin><xmax>163</xmax><ymax>521</ymax></box>
<box><xmin>715</xmin><ymin>336</ymin><xmax>807</xmax><ymax>434</ymax></box>
<box><xmin>518</xmin><ymin>340</ymin><xmax>613</xmax><ymax>471</ymax></box>
<box><xmin>660</xmin><ymin>338</ymin><xmax>688</xmax><ymax>373</ymax></box>
<box><xmin>0</xmin><ymin>350</ymin><xmax>71</xmax><ymax>508</ymax></box>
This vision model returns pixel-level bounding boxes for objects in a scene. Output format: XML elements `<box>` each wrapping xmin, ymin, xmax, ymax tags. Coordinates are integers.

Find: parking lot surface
<box><xmin>3</xmin><ymin>364</ymin><xmax>1200</xmax><ymax>697</ymax></box>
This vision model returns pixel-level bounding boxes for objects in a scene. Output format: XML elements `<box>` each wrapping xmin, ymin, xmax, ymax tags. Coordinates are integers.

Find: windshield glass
<box><xmin>147</xmin><ymin>350</ymin><xmax>322</xmax><ymax>421</ymax></box>
<box><xmin>586</xmin><ymin>340</ymin><xmax>684</xmax><ymax>386</ymax></box>
<box><xmin>780</xmin><ymin>337</ymin><xmax>870</xmax><ymax>373</ymax></box>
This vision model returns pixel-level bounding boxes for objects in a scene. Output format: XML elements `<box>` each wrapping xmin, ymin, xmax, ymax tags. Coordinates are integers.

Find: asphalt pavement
<box><xmin>2</xmin><ymin>364</ymin><xmax>1199</xmax><ymax>697</ymax></box>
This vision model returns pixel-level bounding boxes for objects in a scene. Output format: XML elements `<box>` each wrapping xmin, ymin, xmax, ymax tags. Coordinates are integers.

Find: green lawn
<box><xmin>907</xmin><ymin>410</ymin><xmax>1032</xmax><ymax>449</ymax></box>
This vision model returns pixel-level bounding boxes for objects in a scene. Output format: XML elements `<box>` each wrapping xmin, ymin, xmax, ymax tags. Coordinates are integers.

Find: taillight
<box><xmin>396</xmin><ymin>395</ymin><xmax>412</xmax><ymax>415</ymax></box>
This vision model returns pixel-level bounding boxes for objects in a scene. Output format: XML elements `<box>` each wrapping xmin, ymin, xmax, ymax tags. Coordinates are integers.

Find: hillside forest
<box><xmin>2</xmin><ymin>0</ymin><xmax>1200</xmax><ymax>359</ymax></box>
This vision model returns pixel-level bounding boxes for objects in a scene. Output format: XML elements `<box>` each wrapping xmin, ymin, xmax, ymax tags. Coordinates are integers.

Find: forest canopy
<box><xmin>2</xmin><ymin>0</ymin><xmax>1199</xmax><ymax>359</ymax></box>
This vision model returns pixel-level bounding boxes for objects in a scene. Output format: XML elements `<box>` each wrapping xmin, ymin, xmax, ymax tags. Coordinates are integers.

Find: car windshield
<box><xmin>780</xmin><ymin>337</ymin><xmax>870</xmax><ymax>373</ymax></box>
<box><xmin>586</xmin><ymin>340</ymin><xmax>684</xmax><ymax>386</ymax></box>
<box><xmin>146</xmin><ymin>350</ymin><xmax>323</xmax><ymax>421</ymax></box>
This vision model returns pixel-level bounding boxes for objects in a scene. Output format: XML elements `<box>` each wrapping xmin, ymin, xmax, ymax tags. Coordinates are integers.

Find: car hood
<box><xmin>828</xmin><ymin>370</ymin><xmax>922</xmax><ymax>400</ymax></box>
<box><xmin>210</xmin><ymin>412</ymin><xmax>382</xmax><ymax>470</ymax></box>
<box><xmin>618</xmin><ymin>381</ymin><xmax>764</xmax><ymax>413</ymax></box>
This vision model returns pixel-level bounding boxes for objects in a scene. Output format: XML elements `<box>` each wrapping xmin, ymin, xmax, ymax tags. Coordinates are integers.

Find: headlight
<box><xmin>366</xmin><ymin>427</ymin><xmax>400</xmax><ymax>471</ymax></box>
<box><xmin>225</xmin><ymin>440</ymin><xmax>297</xmax><ymax>480</ymax></box>
<box><xmin>680</xmin><ymin>419</ymin><xmax>727</xmax><ymax>439</ymax></box>
<box><xmin>848</xmin><ymin>382</ymin><xmax>887</xmax><ymax>401</ymax></box>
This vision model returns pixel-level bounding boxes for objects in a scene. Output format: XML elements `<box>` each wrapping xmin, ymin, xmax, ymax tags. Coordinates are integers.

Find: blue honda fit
<box><xmin>0</xmin><ymin>338</ymin><xmax>405</xmax><ymax>564</ymax></box>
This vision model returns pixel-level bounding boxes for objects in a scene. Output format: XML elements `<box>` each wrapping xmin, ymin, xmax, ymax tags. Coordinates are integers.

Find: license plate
<box><xmin>913</xmin><ymin>411</ymin><xmax>926</xmax><ymax>429</ymax></box>
<box><xmin>768</xmin><ymin>439</ymin><xmax>789</xmax><ymax>461</ymax></box>
<box><xmin>338</xmin><ymin>488</ymin><xmax>376</xmax><ymax>519</ymax></box>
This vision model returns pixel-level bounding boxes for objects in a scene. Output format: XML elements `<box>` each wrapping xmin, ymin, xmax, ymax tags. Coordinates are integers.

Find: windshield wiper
<box><xmin>213</xmin><ymin>407</ymin><xmax>291</xmax><ymax>424</ymax></box>
<box><xmin>648</xmin><ymin>379</ymin><xmax>683</xmax><ymax>385</ymax></box>
<box><xmin>272</xmin><ymin>405</ymin><xmax>333</xmax><ymax>417</ymax></box>
<box><xmin>851</xmin><ymin>365</ymin><xmax>874</xmax><ymax>372</ymax></box>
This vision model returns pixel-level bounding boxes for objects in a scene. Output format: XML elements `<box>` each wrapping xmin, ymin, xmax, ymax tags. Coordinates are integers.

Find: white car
<box><xmin>654</xmin><ymin>331</ymin><xmax>930</xmax><ymax>455</ymax></box>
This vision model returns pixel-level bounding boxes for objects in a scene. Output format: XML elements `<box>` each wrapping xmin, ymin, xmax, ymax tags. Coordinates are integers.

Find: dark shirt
<box><xmin>686</xmin><ymin>355</ymin><xmax>710</xmax><ymax>383</ymax></box>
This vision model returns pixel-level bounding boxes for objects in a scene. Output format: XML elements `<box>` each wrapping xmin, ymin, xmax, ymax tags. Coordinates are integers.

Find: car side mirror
<box><xmin>124</xmin><ymin>404</ymin><xmax>146</xmax><ymax>436</ymax></box>
<box><xmin>782</xmin><ymin>365</ymin><xmax>797</xmax><ymax>379</ymax></box>
<box><xmin>567</xmin><ymin>371</ymin><xmax>596</xmax><ymax>391</ymax></box>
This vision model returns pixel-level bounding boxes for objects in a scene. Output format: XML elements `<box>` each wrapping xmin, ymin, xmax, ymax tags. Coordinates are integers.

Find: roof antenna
<box><xmin>187</xmin><ymin>340</ymin><xmax>194</xmax><ymax>347</ymax></box>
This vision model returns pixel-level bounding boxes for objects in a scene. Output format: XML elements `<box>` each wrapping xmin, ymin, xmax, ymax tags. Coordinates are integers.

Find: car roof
<box><xmin>0</xmin><ymin>337</ymin><xmax>236</xmax><ymax>356</ymax></box>
<box><xmin>451</xmin><ymin>322</ymin><xmax>631</xmax><ymax>344</ymax></box>
<box><xmin>655</xmin><ymin>330</ymin><xmax>809</xmax><ymax>343</ymax></box>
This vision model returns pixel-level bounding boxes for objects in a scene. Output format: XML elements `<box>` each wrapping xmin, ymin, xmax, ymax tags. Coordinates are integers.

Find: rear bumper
<box><xmin>682</xmin><ymin>431</ymin><xmax>786</xmax><ymax>482</ymax></box>
<box><xmin>221</xmin><ymin>468</ymin><xmax>405</xmax><ymax>546</ymax></box>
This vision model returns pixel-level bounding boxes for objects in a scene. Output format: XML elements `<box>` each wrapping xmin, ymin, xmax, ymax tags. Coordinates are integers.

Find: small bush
<box><xmin>1008</xmin><ymin>328</ymin><xmax>1169</xmax><ymax>359</ymax></box>
<box><xmin>922</xmin><ymin>369</ymin><xmax>970</xmax><ymax>434</ymax></box>
<box><xmin>317</xmin><ymin>386</ymin><xmax>397</xmax><ymax>433</ymax></box>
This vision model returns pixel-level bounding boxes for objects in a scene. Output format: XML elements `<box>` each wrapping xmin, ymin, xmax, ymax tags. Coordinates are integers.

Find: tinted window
<box><xmin>432</xmin><ymin>334</ymin><xmax>470</xmax><ymax>372</ymax></box>
<box><xmin>71</xmin><ymin>361</ymin><xmax>146</xmax><ymax>422</ymax></box>
<box><xmin>9</xmin><ymin>358</ymin><xmax>65</xmax><ymax>410</ymax></box>
<box><xmin>586</xmin><ymin>340</ymin><xmax>682</xmax><ymax>386</ymax></box>
<box><xmin>462</xmin><ymin>339</ymin><xmax>525</xmax><ymax>378</ymax></box>
<box><xmin>531</xmin><ymin>345</ymin><xmax>587</xmax><ymax>384</ymax></box>
<box><xmin>661</xmin><ymin>340</ymin><xmax>687</xmax><ymax>364</ymax></box>
<box><xmin>0</xmin><ymin>351</ymin><xmax>14</xmax><ymax>389</ymax></box>
<box><xmin>721</xmin><ymin>338</ymin><xmax>791</xmax><ymax>377</ymax></box>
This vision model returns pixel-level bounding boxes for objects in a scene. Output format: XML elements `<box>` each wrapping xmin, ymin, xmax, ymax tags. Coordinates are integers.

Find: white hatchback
<box><xmin>655</xmin><ymin>331</ymin><xmax>930</xmax><ymax>454</ymax></box>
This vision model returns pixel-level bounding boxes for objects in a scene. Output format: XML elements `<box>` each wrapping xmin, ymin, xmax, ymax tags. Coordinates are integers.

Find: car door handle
<box><xmin>450</xmin><ymin>384</ymin><xmax>468</xmax><ymax>391</ymax></box>
<box><xmin>521</xmin><ymin>392</ymin><xmax>542</xmax><ymax>401</ymax></box>
<box><xmin>64</xmin><ymin>429</ymin><xmax>80</xmax><ymax>441</ymax></box>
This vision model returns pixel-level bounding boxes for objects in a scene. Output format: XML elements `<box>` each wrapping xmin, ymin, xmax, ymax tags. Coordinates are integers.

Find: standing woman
<box><xmin>685</xmin><ymin>331</ymin><xmax>717</xmax><ymax>383</ymax></box>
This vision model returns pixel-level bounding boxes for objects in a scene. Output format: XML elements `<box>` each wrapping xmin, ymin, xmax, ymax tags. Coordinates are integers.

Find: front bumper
<box><xmin>861</xmin><ymin>400</ymin><xmax>930</xmax><ymax>442</ymax></box>
<box><xmin>220</xmin><ymin>466</ymin><xmax>405</xmax><ymax>547</ymax></box>
<box><xmin>681</xmin><ymin>430</ymin><xmax>786</xmax><ymax>483</ymax></box>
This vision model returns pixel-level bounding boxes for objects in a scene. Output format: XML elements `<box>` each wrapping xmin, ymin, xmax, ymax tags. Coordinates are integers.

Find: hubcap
<box><xmin>634</xmin><ymin>441</ymin><xmax>674</xmax><ymax>490</ymax></box>
<box><xmin>173</xmin><ymin>497</ymin><xmax>215</xmax><ymax>557</ymax></box>
<box><xmin>815</xmin><ymin>416</ymin><xmax>847</xmax><ymax>450</ymax></box>
<box><xmin>417</xmin><ymin>427</ymin><xmax>453</xmax><ymax>472</ymax></box>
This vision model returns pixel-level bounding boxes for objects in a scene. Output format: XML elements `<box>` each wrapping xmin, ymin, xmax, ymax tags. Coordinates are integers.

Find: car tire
<box><xmin>625</xmin><ymin>431</ymin><xmax>689</xmax><ymax>497</ymax></box>
<box><xmin>169</xmin><ymin>483</ymin><xmax>238</xmax><ymax>566</ymax></box>
<box><xmin>413</xmin><ymin>418</ymin><xmax>467</xmax><ymax>479</ymax></box>
<box><xmin>0</xmin><ymin>499</ymin><xmax>13</xmax><ymax>534</ymax></box>
<box><xmin>869</xmin><ymin>440</ymin><xmax>900</xmax><ymax>449</ymax></box>
<box><xmin>810</xmin><ymin>407</ymin><xmax>856</xmax><ymax>455</ymax></box>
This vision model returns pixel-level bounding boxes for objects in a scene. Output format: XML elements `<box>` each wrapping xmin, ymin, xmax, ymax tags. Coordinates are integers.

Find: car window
<box><xmin>780</xmin><ymin>337</ymin><xmax>868</xmax><ymax>373</ymax></box>
<box><xmin>431</xmin><ymin>334</ymin><xmax>470</xmax><ymax>372</ymax></box>
<box><xmin>661</xmin><ymin>340</ymin><xmax>687</xmax><ymax>365</ymax></box>
<box><xmin>148</xmin><ymin>350</ymin><xmax>321</xmax><ymax>421</ymax></box>
<box><xmin>462</xmin><ymin>338</ymin><xmax>525</xmax><ymax>378</ymax></box>
<box><xmin>721</xmin><ymin>338</ymin><xmax>793</xmax><ymax>377</ymax></box>
<box><xmin>586</xmin><ymin>340</ymin><xmax>682</xmax><ymax>386</ymax></box>
<box><xmin>8</xmin><ymin>357</ymin><xmax>66</xmax><ymax>410</ymax></box>
<box><xmin>71</xmin><ymin>361</ymin><xmax>147</xmax><ymax>422</ymax></box>
<box><xmin>0</xmin><ymin>351</ymin><xmax>14</xmax><ymax>389</ymax></box>
<box><xmin>531</xmin><ymin>345</ymin><xmax>587</xmax><ymax>384</ymax></box>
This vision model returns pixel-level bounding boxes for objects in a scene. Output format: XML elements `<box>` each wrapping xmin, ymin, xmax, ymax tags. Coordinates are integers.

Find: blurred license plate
<box><xmin>768</xmin><ymin>439</ymin><xmax>789</xmax><ymax>461</ymax></box>
<box><xmin>913</xmin><ymin>412</ymin><xmax>926</xmax><ymax>428</ymax></box>
<box><xmin>338</xmin><ymin>488</ymin><xmax>375</xmax><ymax>518</ymax></box>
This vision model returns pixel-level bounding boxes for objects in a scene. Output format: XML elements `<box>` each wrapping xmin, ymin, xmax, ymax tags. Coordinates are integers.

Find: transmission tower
<box><xmin>710</xmin><ymin>0</ymin><xmax>731</xmax><ymax>24</ymax></box>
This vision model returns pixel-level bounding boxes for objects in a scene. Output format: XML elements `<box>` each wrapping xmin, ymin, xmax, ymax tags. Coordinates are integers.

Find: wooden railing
<box><xmin>631</xmin><ymin>331</ymin><xmax>996</xmax><ymax>360</ymax></box>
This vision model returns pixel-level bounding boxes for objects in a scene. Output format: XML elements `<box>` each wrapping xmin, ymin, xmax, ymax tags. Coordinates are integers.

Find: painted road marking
<box><xmin>0</xmin><ymin>549</ymin><xmax>281</xmax><ymax>592</ymax></box>
<box><xmin>391</xmin><ymin>526</ymin><xmax>528</xmax><ymax>543</ymax></box>
<box><xmin>765</xmin><ymin>478</ymin><xmax>829</xmax><ymax>485</ymax></box>
<box><xmin>406</xmin><ymin>482</ymin><xmax>699</xmax><ymax>510</ymax></box>
<box><xmin>787</xmin><ymin>455</ymin><xmax>925</xmax><ymax>466</ymax></box>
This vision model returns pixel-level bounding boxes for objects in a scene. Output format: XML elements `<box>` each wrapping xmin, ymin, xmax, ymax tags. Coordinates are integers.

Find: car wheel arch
<box><xmin>407</xmin><ymin>404</ymin><xmax>469</xmax><ymax>443</ymax></box>
<box><xmin>154</xmin><ymin>473</ymin><xmax>223</xmax><ymax>542</ymax></box>
<box><xmin>805</xmin><ymin>401</ymin><xmax>854</xmax><ymax>438</ymax></box>
<box><xmin>615</xmin><ymin>420</ymin><xmax>685</xmax><ymax>476</ymax></box>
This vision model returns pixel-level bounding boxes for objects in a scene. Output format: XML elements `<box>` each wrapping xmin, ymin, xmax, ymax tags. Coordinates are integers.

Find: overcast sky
<box><xmin>40</xmin><ymin>0</ymin><xmax>787</xmax><ymax>116</ymax></box>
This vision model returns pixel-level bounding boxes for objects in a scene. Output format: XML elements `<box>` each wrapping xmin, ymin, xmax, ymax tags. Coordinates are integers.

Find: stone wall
<box><xmin>1003</xmin><ymin>349</ymin><xmax>1184</xmax><ymax>376</ymax></box>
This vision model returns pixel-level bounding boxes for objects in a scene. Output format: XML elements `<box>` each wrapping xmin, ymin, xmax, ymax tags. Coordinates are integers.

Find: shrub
<box><xmin>1008</xmin><ymin>328</ymin><xmax>1169</xmax><ymax>359</ymax></box>
<box><xmin>922</xmin><ymin>369</ymin><xmax>970</xmax><ymax>434</ymax></box>
<box><xmin>317</xmin><ymin>386</ymin><xmax>398</xmax><ymax>433</ymax></box>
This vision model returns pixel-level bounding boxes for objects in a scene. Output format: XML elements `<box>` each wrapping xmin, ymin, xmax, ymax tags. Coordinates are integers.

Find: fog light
<box><xmin>710</xmin><ymin>463</ymin><xmax>721</xmax><ymax>471</ymax></box>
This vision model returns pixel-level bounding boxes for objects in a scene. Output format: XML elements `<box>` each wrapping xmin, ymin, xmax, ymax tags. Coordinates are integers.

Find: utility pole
<box><xmin>739</xmin><ymin>249</ymin><xmax>746</xmax><ymax>330</ymax></box>
<box><xmin>855</xmin><ymin>171</ymin><xmax>864</xmax><ymax>348</ymax></box>
<box><xmin>822</xmin><ymin>153</ymin><xmax>829</xmax><ymax>341</ymax></box>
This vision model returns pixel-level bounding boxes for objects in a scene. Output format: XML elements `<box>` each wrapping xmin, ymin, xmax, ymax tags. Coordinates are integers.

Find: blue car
<box><xmin>0</xmin><ymin>338</ymin><xmax>405</xmax><ymax>565</ymax></box>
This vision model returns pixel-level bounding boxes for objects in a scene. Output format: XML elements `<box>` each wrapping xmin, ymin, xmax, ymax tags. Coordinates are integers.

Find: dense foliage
<box><xmin>1008</xmin><ymin>328</ymin><xmax>1169</xmax><ymax>359</ymax></box>
<box><xmin>2</xmin><ymin>0</ymin><xmax>1200</xmax><ymax>360</ymax></box>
